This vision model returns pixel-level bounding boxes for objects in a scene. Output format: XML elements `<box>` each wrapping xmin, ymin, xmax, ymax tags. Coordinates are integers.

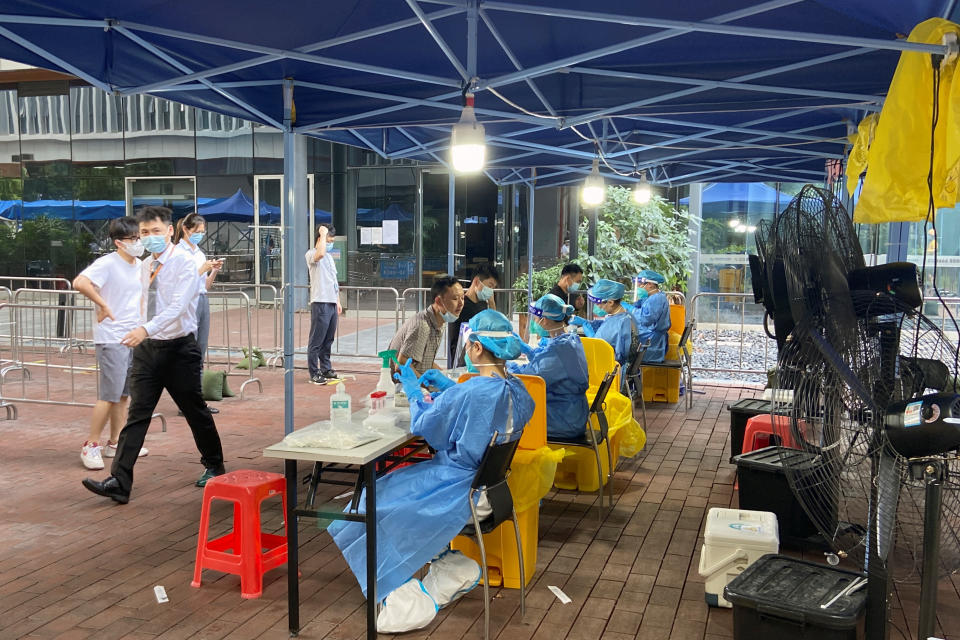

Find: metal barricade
<box><xmin>278</xmin><ymin>285</ymin><xmax>402</xmax><ymax>364</ymax></box>
<box><xmin>12</xmin><ymin>288</ymin><xmax>95</xmax><ymax>357</ymax></box>
<box><xmin>0</xmin><ymin>276</ymin><xmax>73</xmax><ymax>292</ymax></box>
<box><xmin>689</xmin><ymin>292</ymin><xmax>773</xmax><ymax>377</ymax></box>
<box><xmin>204</xmin><ymin>290</ymin><xmax>263</xmax><ymax>398</ymax></box>
<box><xmin>921</xmin><ymin>296</ymin><xmax>960</xmax><ymax>344</ymax></box>
<box><xmin>211</xmin><ymin>283</ymin><xmax>280</xmax><ymax>364</ymax></box>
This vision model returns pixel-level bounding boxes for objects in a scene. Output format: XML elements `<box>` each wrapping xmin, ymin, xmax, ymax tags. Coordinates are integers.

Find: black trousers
<box><xmin>111</xmin><ymin>334</ymin><xmax>224</xmax><ymax>493</ymax></box>
<box><xmin>308</xmin><ymin>301</ymin><xmax>338</xmax><ymax>377</ymax></box>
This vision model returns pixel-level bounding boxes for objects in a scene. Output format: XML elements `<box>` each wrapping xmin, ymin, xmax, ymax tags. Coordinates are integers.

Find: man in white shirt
<box><xmin>72</xmin><ymin>217</ymin><xmax>149</xmax><ymax>470</ymax></box>
<box><xmin>82</xmin><ymin>206</ymin><xmax>226</xmax><ymax>504</ymax></box>
<box><xmin>305</xmin><ymin>223</ymin><xmax>341</xmax><ymax>384</ymax></box>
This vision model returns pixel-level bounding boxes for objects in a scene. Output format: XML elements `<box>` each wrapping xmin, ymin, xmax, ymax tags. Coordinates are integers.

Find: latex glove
<box><xmin>568</xmin><ymin>316</ymin><xmax>587</xmax><ymax>327</ymax></box>
<box><xmin>392</xmin><ymin>359</ymin><xmax>423</xmax><ymax>400</ymax></box>
<box><xmin>418</xmin><ymin>369</ymin><xmax>455</xmax><ymax>392</ymax></box>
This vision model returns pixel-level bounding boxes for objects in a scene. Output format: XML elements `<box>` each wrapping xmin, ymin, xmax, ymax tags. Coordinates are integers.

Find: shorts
<box><xmin>96</xmin><ymin>343</ymin><xmax>133</xmax><ymax>403</ymax></box>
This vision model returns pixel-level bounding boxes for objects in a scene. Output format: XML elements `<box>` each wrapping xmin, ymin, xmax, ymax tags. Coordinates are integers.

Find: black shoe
<box><xmin>81</xmin><ymin>476</ymin><xmax>130</xmax><ymax>504</ymax></box>
<box><xmin>196</xmin><ymin>467</ymin><xmax>226</xmax><ymax>487</ymax></box>
<box><xmin>308</xmin><ymin>374</ymin><xmax>327</xmax><ymax>385</ymax></box>
<box><xmin>322</xmin><ymin>369</ymin><xmax>339</xmax><ymax>380</ymax></box>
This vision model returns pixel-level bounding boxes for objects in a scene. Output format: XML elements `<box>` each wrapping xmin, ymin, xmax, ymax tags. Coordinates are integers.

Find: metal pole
<box><xmin>447</xmin><ymin>172</ymin><xmax>456</xmax><ymax>275</ymax></box>
<box><xmin>282</xmin><ymin>78</ymin><xmax>296</xmax><ymax>436</ymax></box>
<box><xmin>918</xmin><ymin>462</ymin><xmax>943</xmax><ymax>640</ymax></box>
<box><xmin>587</xmin><ymin>205</ymin><xmax>597</xmax><ymax>257</ymax></box>
<box><xmin>527</xmin><ymin>172</ymin><xmax>535</xmax><ymax>309</ymax></box>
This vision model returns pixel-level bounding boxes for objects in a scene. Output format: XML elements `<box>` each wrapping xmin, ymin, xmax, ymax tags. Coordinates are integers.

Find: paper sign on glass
<box><xmin>371</xmin><ymin>226</ymin><xmax>383</xmax><ymax>244</ymax></box>
<box><xmin>360</xmin><ymin>227</ymin><xmax>373</xmax><ymax>245</ymax></box>
<box><xmin>382</xmin><ymin>219</ymin><xmax>399</xmax><ymax>244</ymax></box>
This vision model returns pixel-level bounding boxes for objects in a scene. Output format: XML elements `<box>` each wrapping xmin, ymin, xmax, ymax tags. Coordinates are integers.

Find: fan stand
<box><xmin>915</xmin><ymin>459</ymin><xmax>945</xmax><ymax>640</ymax></box>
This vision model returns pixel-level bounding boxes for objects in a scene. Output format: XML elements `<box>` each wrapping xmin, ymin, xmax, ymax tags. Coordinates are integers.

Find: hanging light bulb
<box><xmin>581</xmin><ymin>158</ymin><xmax>605</xmax><ymax>206</ymax></box>
<box><xmin>450</xmin><ymin>92</ymin><xmax>486</xmax><ymax>173</ymax></box>
<box><xmin>633</xmin><ymin>173</ymin><xmax>652</xmax><ymax>204</ymax></box>
<box><xmin>728</xmin><ymin>219</ymin><xmax>741</xmax><ymax>229</ymax></box>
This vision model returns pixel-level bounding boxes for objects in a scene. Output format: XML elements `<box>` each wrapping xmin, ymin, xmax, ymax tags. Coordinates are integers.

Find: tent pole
<box><xmin>282</xmin><ymin>78</ymin><xmax>296</xmax><ymax>436</ymax></box>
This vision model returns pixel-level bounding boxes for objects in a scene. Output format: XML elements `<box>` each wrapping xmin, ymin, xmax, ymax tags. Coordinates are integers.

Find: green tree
<box><xmin>577</xmin><ymin>186</ymin><xmax>695</xmax><ymax>291</ymax></box>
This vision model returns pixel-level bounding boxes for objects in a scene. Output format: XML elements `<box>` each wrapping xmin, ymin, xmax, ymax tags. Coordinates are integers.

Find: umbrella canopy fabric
<box><xmin>0</xmin><ymin>1</ymin><xmax>955</xmax><ymax>187</ymax></box>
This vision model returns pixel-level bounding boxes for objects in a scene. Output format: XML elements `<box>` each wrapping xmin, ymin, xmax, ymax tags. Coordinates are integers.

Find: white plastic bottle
<box><xmin>329</xmin><ymin>376</ymin><xmax>355</xmax><ymax>427</ymax></box>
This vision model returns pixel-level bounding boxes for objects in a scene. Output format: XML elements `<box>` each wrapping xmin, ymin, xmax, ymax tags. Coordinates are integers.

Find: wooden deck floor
<box><xmin>0</xmin><ymin>372</ymin><xmax>956</xmax><ymax>640</ymax></box>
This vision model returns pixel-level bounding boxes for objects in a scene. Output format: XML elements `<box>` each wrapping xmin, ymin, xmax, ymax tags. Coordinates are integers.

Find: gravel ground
<box><xmin>691</xmin><ymin>327</ymin><xmax>778</xmax><ymax>385</ymax></box>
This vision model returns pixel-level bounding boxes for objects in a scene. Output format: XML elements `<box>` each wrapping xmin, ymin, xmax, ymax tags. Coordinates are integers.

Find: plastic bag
<box><xmin>281</xmin><ymin>422</ymin><xmax>378</xmax><ymax>450</ymax></box>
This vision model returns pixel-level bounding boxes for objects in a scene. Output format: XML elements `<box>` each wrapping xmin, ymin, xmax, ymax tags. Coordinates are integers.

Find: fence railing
<box><xmin>689</xmin><ymin>292</ymin><xmax>773</xmax><ymax>377</ymax></box>
<box><xmin>205</xmin><ymin>290</ymin><xmax>263</xmax><ymax>398</ymax></box>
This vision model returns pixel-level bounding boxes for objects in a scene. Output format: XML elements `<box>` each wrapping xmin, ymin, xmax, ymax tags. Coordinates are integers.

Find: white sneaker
<box><xmin>102</xmin><ymin>442</ymin><xmax>149</xmax><ymax>458</ymax></box>
<box><xmin>81</xmin><ymin>442</ymin><xmax>104</xmax><ymax>470</ymax></box>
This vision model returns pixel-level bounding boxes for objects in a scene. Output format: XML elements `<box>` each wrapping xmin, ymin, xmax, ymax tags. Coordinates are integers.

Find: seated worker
<box><xmin>388</xmin><ymin>275</ymin><xmax>464</xmax><ymax>377</ymax></box>
<box><xmin>570</xmin><ymin>278</ymin><xmax>636</xmax><ymax>367</ymax></box>
<box><xmin>507</xmin><ymin>294</ymin><xmax>589</xmax><ymax>439</ymax></box>
<box><xmin>330</xmin><ymin>310</ymin><xmax>535</xmax><ymax>633</ymax></box>
<box><xmin>448</xmin><ymin>264</ymin><xmax>499</xmax><ymax>367</ymax></box>
<box><xmin>548</xmin><ymin>263</ymin><xmax>585</xmax><ymax>313</ymax></box>
<box><xmin>631</xmin><ymin>269</ymin><xmax>672</xmax><ymax>362</ymax></box>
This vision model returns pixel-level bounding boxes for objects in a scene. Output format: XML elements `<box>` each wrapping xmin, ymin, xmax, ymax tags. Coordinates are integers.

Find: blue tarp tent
<box><xmin>356</xmin><ymin>202</ymin><xmax>413</xmax><ymax>224</ymax></box>
<box><xmin>0</xmin><ymin>1</ymin><xmax>955</xmax><ymax>186</ymax></box>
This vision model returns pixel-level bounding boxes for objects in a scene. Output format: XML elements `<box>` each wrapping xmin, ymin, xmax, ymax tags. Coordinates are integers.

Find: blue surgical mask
<box><xmin>327</xmin><ymin>241</ymin><xmax>335</xmax><ymax>250</ymax></box>
<box><xmin>530</xmin><ymin>320</ymin><xmax>549</xmax><ymax>338</ymax></box>
<box><xmin>464</xmin><ymin>351</ymin><xmax>478</xmax><ymax>373</ymax></box>
<box><xmin>441</xmin><ymin>310</ymin><xmax>458</xmax><ymax>323</ymax></box>
<box><xmin>189</xmin><ymin>232</ymin><xmax>204</xmax><ymax>245</ymax></box>
<box><xmin>142</xmin><ymin>235</ymin><xmax>168</xmax><ymax>254</ymax></box>
<box><xmin>636</xmin><ymin>288</ymin><xmax>649</xmax><ymax>301</ymax></box>
<box><xmin>477</xmin><ymin>283</ymin><xmax>494</xmax><ymax>302</ymax></box>
<box><xmin>568</xmin><ymin>281</ymin><xmax>581</xmax><ymax>292</ymax></box>
<box><xmin>593</xmin><ymin>304</ymin><xmax>607</xmax><ymax>317</ymax></box>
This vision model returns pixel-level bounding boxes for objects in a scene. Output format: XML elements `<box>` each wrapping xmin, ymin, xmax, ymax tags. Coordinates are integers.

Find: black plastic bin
<box><xmin>724</xmin><ymin>554</ymin><xmax>866</xmax><ymax>640</ymax></box>
<box><xmin>727</xmin><ymin>398</ymin><xmax>792</xmax><ymax>462</ymax></box>
<box><xmin>734</xmin><ymin>446</ymin><xmax>837</xmax><ymax>546</ymax></box>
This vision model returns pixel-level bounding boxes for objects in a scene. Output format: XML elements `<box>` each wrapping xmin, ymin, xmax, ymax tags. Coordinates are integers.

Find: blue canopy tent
<box><xmin>679</xmin><ymin>182</ymin><xmax>791</xmax><ymax>215</ymax></box>
<box><xmin>356</xmin><ymin>202</ymin><xmax>414</xmax><ymax>224</ymax></box>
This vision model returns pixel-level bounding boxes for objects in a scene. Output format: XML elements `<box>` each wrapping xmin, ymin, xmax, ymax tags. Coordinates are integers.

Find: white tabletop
<box><xmin>263</xmin><ymin>407</ymin><xmax>417</xmax><ymax>465</ymax></box>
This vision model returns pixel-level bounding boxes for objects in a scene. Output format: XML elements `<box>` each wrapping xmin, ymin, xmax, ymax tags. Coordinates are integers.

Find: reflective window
<box><xmin>70</xmin><ymin>86</ymin><xmax>124</xmax><ymax>177</ymax></box>
<box><xmin>253</xmin><ymin>124</ymin><xmax>283</xmax><ymax>174</ymax></box>
<box><xmin>124</xmin><ymin>95</ymin><xmax>195</xmax><ymax>175</ymax></box>
<box><xmin>19</xmin><ymin>86</ymin><xmax>71</xmax><ymax>178</ymax></box>
<box><xmin>0</xmin><ymin>88</ymin><xmax>19</xmax><ymax>179</ymax></box>
<box><xmin>196</xmin><ymin>109</ymin><xmax>252</xmax><ymax>175</ymax></box>
<box><xmin>196</xmin><ymin>175</ymin><xmax>256</xmax><ymax>282</ymax></box>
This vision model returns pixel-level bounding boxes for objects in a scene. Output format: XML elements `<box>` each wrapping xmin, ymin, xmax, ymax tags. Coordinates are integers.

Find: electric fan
<box><xmin>755</xmin><ymin>185</ymin><xmax>960</xmax><ymax>640</ymax></box>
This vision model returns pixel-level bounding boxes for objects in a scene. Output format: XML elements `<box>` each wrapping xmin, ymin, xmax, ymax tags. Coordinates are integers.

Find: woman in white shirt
<box><xmin>174</xmin><ymin>213</ymin><xmax>222</xmax><ymax>361</ymax></box>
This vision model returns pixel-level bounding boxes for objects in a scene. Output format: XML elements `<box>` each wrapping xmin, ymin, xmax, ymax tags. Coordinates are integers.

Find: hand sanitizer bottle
<box><xmin>329</xmin><ymin>375</ymin><xmax>356</xmax><ymax>427</ymax></box>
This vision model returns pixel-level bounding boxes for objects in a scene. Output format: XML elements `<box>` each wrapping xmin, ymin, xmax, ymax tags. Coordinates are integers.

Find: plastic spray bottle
<box><xmin>329</xmin><ymin>374</ymin><xmax>357</xmax><ymax>427</ymax></box>
<box><xmin>376</xmin><ymin>349</ymin><xmax>397</xmax><ymax>397</ymax></box>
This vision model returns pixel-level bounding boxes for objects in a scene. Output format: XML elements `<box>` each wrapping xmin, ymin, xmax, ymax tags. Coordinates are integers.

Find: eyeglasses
<box><xmin>120</xmin><ymin>236</ymin><xmax>140</xmax><ymax>241</ymax></box>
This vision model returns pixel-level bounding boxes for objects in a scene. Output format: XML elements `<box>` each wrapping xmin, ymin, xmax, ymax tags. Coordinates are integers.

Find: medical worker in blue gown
<box><xmin>631</xmin><ymin>269</ymin><xmax>672</xmax><ymax>363</ymax></box>
<box><xmin>570</xmin><ymin>278</ymin><xmax>636</xmax><ymax>367</ymax></box>
<box><xmin>328</xmin><ymin>309</ymin><xmax>535</xmax><ymax>634</ymax></box>
<box><xmin>507</xmin><ymin>294</ymin><xmax>589</xmax><ymax>440</ymax></box>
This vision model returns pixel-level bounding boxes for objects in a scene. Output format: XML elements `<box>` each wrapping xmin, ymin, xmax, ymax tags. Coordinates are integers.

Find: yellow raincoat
<box><xmin>845</xmin><ymin>113</ymin><xmax>878</xmax><ymax>196</ymax></box>
<box><xmin>855</xmin><ymin>18</ymin><xmax>960</xmax><ymax>223</ymax></box>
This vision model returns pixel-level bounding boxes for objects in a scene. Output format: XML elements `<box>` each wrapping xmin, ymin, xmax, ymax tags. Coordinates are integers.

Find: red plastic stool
<box><xmin>741</xmin><ymin>414</ymin><xmax>801</xmax><ymax>454</ymax></box>
<box><xmin>191</xmin><ymin>469</ymin><xmax>288</xmax><ymax>599</ymax></box>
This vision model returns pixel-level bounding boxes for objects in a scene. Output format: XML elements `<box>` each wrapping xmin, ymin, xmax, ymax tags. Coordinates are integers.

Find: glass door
<box><xmin>253</xmin><ymin>175</ymin><xmax>314</xmax><ymax>301</ymax></box>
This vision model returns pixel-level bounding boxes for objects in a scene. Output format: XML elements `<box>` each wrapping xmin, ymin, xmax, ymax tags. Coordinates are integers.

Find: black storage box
<box><xmin>724</xmin><ymin>554</ymin><xmax>866</xmax><ymax>640</ymax></box>
<box><xmin>734</xmin><ymin>446</ymin><xmax>837</xmax><ymax>546</ymax></box>
<box><xmin>727</xmin><ymin>398</ymin><xmax>792</xmax><ymax>462</ymax></box>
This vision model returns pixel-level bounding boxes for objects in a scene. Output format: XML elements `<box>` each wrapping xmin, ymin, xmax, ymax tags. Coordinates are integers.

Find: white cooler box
<box><xmin>697</xmin><ymin>507</ymin><xmax>779</xmax><ymax>608</ymax></box>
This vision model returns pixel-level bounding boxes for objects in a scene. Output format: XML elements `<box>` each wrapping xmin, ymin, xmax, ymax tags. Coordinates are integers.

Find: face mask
<box><xmin>142</xmin><ymin>235</ymin><xmax>169</xmax><ymax>254</ymax></box>
<box><xmin>568</xmin><ymin>281</ymin><xmax>581</xmax><ymax>292</ymax></box>
<box><xmin>464</xmin><ymin>350</ymin><xmax>478</xmax><ymax>373</ymax></box>
<box><xmin>189</xmin><ymin>232</ymin><xmax>204</xmax><ymax>245</ymax></box>
<box><xmin>441</xmin><ymin>309</ymin><xmax>458</xmax><ymax>323</ymax></box>
<box><xmin>477</xmin><ymin>283</ymin><xmax>494</xmax><ymax>302</ymax></box>
<box><xmin>636</xmin><ymin>288</ymin><xmax>649</xmax><ymax>301</ymax></box>
<box><xmin>327</xmin><ymin>242</ymin><xmax>335</xmax><ymax>250</ymax></box>
<box><xmin>530</xmin><ymin>320</ymin><xmax>549</xmax><ymax>338</ymax></box>
<box><xmin>593</xmin><ymin>304</ymin><xmax>607</xmax><ymax>318</ymax></box>
<box><xmin>119</xmin><ymin>239</ymin><xmax>143</xmax><ymax>257</ymax></box>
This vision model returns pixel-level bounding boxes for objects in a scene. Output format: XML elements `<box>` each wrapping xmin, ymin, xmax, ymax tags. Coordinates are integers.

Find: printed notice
<box><xmin>382</xmin><ymin>219</ymin><xmax>399</xmax><ymax>244</ymax></box>
<box><xmin>371</xmin><ymin>226</ymin><xmax>383</xmax><ymax>244</ymax></box>
<box><xmin>360</xmin><ymin>227</ymin><xmax>373</xmax><ymax>245</ymax></box>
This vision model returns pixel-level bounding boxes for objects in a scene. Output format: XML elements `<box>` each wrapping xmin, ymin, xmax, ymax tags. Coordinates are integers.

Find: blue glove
<box><xmin>569</xmin><ymin>316</ymin><xmax>587</xmax><ymax>327</ymax></box>
<box><xmin>392</xmin><ymin>359</ymin><xmax>423</xmax><ymax>401</ymax></box>
<box><xmin>418</xmin><ymin>369</ymin><xmax>455</xmax><ymax>392</ymax></box>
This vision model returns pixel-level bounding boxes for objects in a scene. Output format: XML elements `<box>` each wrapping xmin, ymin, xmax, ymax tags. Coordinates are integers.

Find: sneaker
<box><xmin>102</xmin><ymin>441</ymin><xmax>149</xmax><ymax>458</ymax></box>
<box><xmin>322</xmin><ymin>369</ymin><xmax>340</xmax><ymax>380</ymax></box>
<box><xmin>81</xmin><ymin>441</ymin><xmax>104</xmax><ymax>470</ymax></box>
<box><xmin>308</xmin><ymin>374</ymin><xmax>327</xmax><ymax>385</ymax></box>
<box><xmin>196</xmin><ymin>467</ymin><xmax>226</xmax><ymax>488</ymax></box>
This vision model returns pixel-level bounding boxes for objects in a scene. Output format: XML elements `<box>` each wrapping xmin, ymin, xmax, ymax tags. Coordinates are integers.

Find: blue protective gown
<box><xmin>328</xmin><ymin>375</ymin><xmax>535</xmax><ymax>601</ymax></box>
<box><xmin>507</xmin><ymin>333</ymin><xmax>589</xmax><ymax>439</ymax></box>
<box><xmin>631</xmin><ymin>291</ymin><xmax>671</xmax><ymax>362</ymax></box>
<box><xmin>589</xmin><ymin>311</ymin><xmax>635</xmax><ymax>366</ymax></box>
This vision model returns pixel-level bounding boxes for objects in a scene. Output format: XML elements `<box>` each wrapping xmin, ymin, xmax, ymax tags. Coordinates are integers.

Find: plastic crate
<box><xmin>724</xmin><ymin>554</ymin><xmax>866</xmax><ymax>640</ymax></box>
<box><xmin>734</xmin><ymin>446</ymin><xmax>837</xmax><ymax>546</ymax></box>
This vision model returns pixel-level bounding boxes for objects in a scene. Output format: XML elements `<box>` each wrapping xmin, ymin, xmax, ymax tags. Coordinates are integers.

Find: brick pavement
<box><xmin>1</xmin><ymin>369</ymin><xmax>957</xmax><ymax>639</ymax></box>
